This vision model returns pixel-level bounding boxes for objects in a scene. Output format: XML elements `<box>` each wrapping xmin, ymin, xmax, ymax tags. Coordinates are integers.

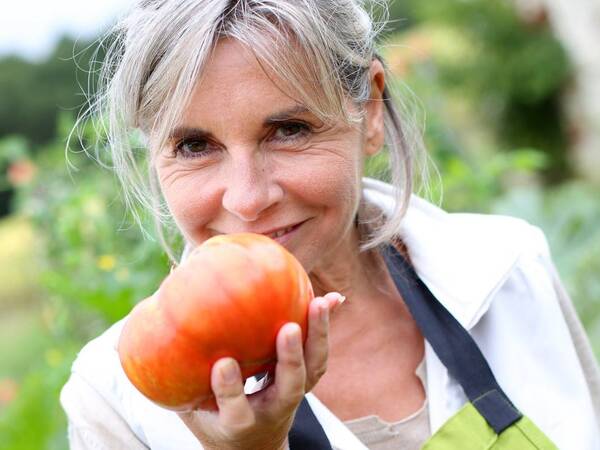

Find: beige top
<box><xmin>61</xmin><ymin>276</ymin><xmax>600</xmax><ymax>450</ymax></box>
<box><xmin>343</xmin><ymin>405</ymin><xmax>429</xmax><ymax>450</ymax></box>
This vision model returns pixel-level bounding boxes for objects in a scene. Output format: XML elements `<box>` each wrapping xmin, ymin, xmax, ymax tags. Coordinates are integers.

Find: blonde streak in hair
<box><xmin>99</xmin><ymin>0</ymin><xmax>228</xmax><ymax>238</ymax></box>
<box><xmin>252</xmin><ymin>5</ymin><xmax>341</xmax><ymax>109</ymax></box>
<box><xmin>100</xmin><ymin>14</ymin><xmax>162</xmax><ymax>223</ymax></box>
<box><xmin>137</xmin><ymin>2</ymin><xmax>225</xmax><ymax>155</ymax></box>
<box><xmin>228</xmin><ymin>18</ymin><xmax>336</xmax><ymax>122</ymax></box>
<box><xmin>359</xmin><ymin>67</ymin><xmax>419</xmax><ymax>251</ymax></box>
<box><xmin>239</xmin><ymin>3</ymin><xmax>360</xmax><ymax>123</ymax></box>
<box><xmin>142</xmin><ymin>3</ymin><xmax>231</xmax><ymax>257</ymax></box>
<box><xmin>148</xmin><ymin>10</ymin><xmax>226</xmax><ymax>159</ymax></box>
<box><xmin>149</xmin><ymin>163</ymin><xmax>180</xmax><ymax>263</ymax></box>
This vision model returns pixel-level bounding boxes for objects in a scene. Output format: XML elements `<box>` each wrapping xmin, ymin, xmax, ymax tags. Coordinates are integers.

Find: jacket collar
<box><xmin>362</xmin><ymin>177</ymin><xmax>522</xmax><ymax>329</ymax></box>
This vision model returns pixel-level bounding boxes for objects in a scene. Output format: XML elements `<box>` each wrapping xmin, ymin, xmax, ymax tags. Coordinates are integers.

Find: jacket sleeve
<box><xmin>543</xmin><ymin>257</ymin><xmax>600</xmax><ymax>428</ymax></box>
<box><xmin>60</xmin><ymin>372</ymin><xmax>149</xmax><ymax>450</ymax></box>
<box><xmin>528</xmin><ymin>221</ymin><xmax>600</xmax><ymax>428</ymax></box>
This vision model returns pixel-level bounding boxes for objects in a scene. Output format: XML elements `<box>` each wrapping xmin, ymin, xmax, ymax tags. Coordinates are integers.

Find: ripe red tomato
<box><xmin>118</xmin><ymin>233</ymin><xmax>313</xmax><ymax>411</ymax></box>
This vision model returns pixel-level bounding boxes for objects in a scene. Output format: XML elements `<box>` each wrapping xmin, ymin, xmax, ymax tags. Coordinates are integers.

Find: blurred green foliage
<box><xmin>0</xmin><ymin>37</ymin><xmax>104</xmax><ymax>147</ymax></box>
<box><xmin>492</xmin><ymin>183</ymin><xmax>600</xmax><ymax>350</ymax></box>
<box><xmin>0</xmin><ymin>116</ymin><xmax>170</xmax><ymax>449</ymax></box>
<box><xmin>0</xmin><ymin>36</ymin><xmax>108</xmax><ymax>216</ymax></box>
<box><xmin>376</xmin><ymin>0</ymin><xmax>571</xmax><ymax>182</ymax></box>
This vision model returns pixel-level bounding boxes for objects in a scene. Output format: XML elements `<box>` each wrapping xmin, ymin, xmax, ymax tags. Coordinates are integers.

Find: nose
<box><xmin>221</xmin><ymin>152</ymin><xmax>283</xmax><ymax>222</ymax></box>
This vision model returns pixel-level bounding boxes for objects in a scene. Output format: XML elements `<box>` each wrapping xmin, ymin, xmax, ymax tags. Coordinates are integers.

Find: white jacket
<box><xmin>61</xmin><ymin>178</ymin><xmax>600</xmax><ymax>450</ymax></box>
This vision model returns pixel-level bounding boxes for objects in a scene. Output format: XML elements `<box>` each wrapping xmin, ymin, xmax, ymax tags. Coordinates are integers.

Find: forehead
<box><xmin>184</xmin><ymin>38</ymin><xmax>299</xmax><ymax>116</ymax></box>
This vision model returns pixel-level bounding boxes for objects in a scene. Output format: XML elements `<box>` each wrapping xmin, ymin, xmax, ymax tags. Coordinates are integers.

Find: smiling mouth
<box><xmin>265</xmin><ymin>224</ymin><xmax>297</xmax><ymax>239</ymax></box>
<box><xmin>213</xmin><ymin>220</ymin><xmax>307</xmax><ymax>241</ymax></box>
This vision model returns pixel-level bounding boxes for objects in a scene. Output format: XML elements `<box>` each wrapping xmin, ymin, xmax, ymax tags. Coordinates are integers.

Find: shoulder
<box><xmin>362</xmin><ymin>176</ymin><xmax>551</xmax><ymax>270</ymax></box>
<box><xmin>61</xmin><ymin>318</ymin><xmax>151</xmax><ymax>443</ymax></box>
<box><xmin>62</xmin><ymin>318</ymin><xmax>207</xmax><ymax>449</ymax></box>
<box><xmin>62</xmin><ymin>318</ymin><xmax>127</xmax><ymax>410</ymax></box>
<box><xmin>60</xmin><ymin>368</ymin><xmax>149</xmax><ymax>449</ymax></box>
<box><xmin>70</xmin><ymin>318</ymin><xmax>127</xmax><ymax>393</ymax></box>
<box><xmin>398</xmin><ymin>193</ymin><xmax>553</xmax><ymax>328</ymax></box>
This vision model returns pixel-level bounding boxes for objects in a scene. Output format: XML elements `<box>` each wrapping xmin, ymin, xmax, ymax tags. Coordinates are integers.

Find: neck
<box><xmin>310</xmin><ymin>228</ymin><xmax>417</xmax><ymax>358</ymax></box>
<box><xmin>309</xmin><ymin>225</ymin><xmax>390</xmax><ymax>306</ymax></box>
<box><xmin>310</xmin><ymin>228</ymin><xmax>373</xmax><ymax>300</ymax></box>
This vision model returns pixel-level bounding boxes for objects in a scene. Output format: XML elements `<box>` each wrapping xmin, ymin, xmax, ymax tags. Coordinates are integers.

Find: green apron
<box><xmin>382</xmin><ymin>244</ymin><xmax>559</xmax><ymax>449</ymax></box>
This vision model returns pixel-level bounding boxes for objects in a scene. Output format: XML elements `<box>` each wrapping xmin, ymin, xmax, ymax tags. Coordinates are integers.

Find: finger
<box><xmin>304</xmin><ymin>297</ymin><xmax>330</xmax><ymax>391</ymax></box>
<box><xmin>272</xmin><ymin>322</ymin><xmax>306</xmax><ymax>409</ymax></box>
<box><xmin>211</xmin><ymin>358</ymin><xmax>255</xmax><ymax>428</ymax></box>
<box><xmin>323</xmin><ymin>292</ymin><xmax>346</xmax><ymax>314</ymax></box>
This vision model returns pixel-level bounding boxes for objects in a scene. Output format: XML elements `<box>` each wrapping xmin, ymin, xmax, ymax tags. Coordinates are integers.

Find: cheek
<box><xmin>284</xmin><ymin>149</ymin><xmax>362</xmax><ymax>214</ymax></box>
<box><xmin>159</xmin><ymin>171</ymin><xmax>221</xmax><ymax>236</ymax></box>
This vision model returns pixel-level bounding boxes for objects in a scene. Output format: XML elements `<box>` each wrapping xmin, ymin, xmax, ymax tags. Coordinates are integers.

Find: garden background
<box><xmin>1</xmin><ymin>1</ymin><xmax>600</xmax><ymax>448</ymax></box>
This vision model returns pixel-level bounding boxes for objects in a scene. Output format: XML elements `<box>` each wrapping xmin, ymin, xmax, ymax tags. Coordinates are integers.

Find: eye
<box><xmin>173</xmin><ymin>138</ymin><xmax>215</xmax><ymax>159</ymax></box>
<box><xmin>271</xmin><ymin>122</ymin><xmax>310</xmax><ymax>142</ymax></box>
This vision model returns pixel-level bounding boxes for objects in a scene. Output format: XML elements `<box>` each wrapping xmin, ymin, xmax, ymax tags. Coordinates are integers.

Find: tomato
<box><xmin>118</xmin><ymin>233</ymin><xmax>313</xmax><ymax>411</ymax></box>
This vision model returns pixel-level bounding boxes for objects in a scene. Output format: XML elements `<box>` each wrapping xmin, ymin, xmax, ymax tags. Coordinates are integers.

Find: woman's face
<box><xmin>155</xmin><ymin>39</ymin><xmax>383</xmax><ymax>273</ymax></box>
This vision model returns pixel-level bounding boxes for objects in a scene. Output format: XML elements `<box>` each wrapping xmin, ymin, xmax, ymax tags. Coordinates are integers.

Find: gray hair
<box><xmin>84</xmin><ymin>0</ymin><xmax>427</xmax><ymax>263</ymax></box>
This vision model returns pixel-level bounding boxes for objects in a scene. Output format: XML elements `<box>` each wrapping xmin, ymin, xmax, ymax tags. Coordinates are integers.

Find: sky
<box><xmin>0</xmin><ymin>0</ymin><xmax>132</xmax><ymax>61</ymax></box>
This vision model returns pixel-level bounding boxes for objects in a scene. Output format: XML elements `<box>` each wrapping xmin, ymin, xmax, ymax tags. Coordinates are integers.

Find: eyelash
<box><xmin>173</xmin><ymin>137</ymin><xmax>214</xmax><ymax>160</ymax></box>
<box><xmin>270</xmin><ymin>122</ymin><xmax>310</xmax><ymax>143</ymax></box>
<box><xmin>172</xmin><ymin>122</ymin><xmax>311</xmax><ymax>160</ymax></box>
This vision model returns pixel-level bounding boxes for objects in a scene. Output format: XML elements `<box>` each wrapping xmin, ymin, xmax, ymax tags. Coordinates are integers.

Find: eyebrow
<box><xmin>264</xmin><ymin>105</ymin><xmax>311</xmax><ymax>123</ymax></box>
<box><xmin>167</xmin><ymin>105</ymin><xmax>312</xmax><ymax>141</ymax></box>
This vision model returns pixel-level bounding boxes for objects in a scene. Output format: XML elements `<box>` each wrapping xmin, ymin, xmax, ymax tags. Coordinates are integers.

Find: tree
<box><xmin>514</xmin><ymin>0</ymin><xmax>600</xmax><ymax>184</ymax></box>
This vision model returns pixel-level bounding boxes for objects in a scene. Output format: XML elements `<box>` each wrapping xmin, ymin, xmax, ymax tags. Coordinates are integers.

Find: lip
<box><xmin>267</xmin><ymin>220</ymin><xmax>306</xmax><ymax>246</ymax></box>
<box><xmin>213</xmin><ymin>219</ymin><xmax>308</xmax><ymax>244</ymax></box>
<box><xmin>257</xmin><ymin>220</ymin><xmax>306</xmax><ymax>238</ymax></box>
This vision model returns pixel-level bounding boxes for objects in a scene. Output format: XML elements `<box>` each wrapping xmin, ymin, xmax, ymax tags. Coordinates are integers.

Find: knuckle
<box><xmin>215</xmin><ymin>385</ymin><xmax>243</xmax><ymax>402</ymax></box>
<box><xmin>281</xmin><ymin>389</ymin><xmax>304</xmax><ymax>408</ymax></box>
<box><xmin>285</xmin><ymin>354</ymin><xmax>305</xmax><ymax>371</ymax></box>
<box><xmin>312</xmin><ymin>320</ymin><xmax>328</xmax><ymax>340</ymax></box>
<box><xmin>290</xmin><ymin>390</ymin><xmax>305</xmax><ymax>405</ymax></box>
<box><xmin>227</xmin><ymin>416</ymin><xmax>256</xmax><ymax>434</ymax></box>
<box><xmin>319</xmin><ymin>319</ymin><xmax>330</xmax><ymax>336</ymax></box>
<box><xmin>313</xmin><ymin>362</ymin><xmax>327</xmax><ymax>380</ymax></box>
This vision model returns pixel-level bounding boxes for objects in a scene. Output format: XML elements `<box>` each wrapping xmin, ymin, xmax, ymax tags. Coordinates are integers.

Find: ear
<box><xmin>363</xmin><ymin>59</ymin><xmax>386</xmax><ymax>157</ymax></box>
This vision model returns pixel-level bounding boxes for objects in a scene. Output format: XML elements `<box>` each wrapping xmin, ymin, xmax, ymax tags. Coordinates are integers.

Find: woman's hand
<box><xmin>178</xmin><ymin>292</ymin><xmax>344</xmax><ymax>450</ymax></box>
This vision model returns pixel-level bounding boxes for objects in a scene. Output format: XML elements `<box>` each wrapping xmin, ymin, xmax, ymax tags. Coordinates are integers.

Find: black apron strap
<box><xmin>381</xmin><ymin>244</ymin><xmax>522</xmax><ymax>434</ymax></box>
<box><xmin>289</xmin><ymin>397</ymin><xmax>332</xmax><ymax>450</ymax></box>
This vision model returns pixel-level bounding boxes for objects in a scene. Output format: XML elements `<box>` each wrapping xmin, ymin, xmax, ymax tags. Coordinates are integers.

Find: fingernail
<box><xmin>286</xmin><ymin>325</ymin><xmax>301</xmax><ymax>350</ymax></box>
<box><xmin>219</xmin><ymin>359</ymin><xmax>239</xmax><ymax>385</ymax></box>
<box><xmin>331</xmin><ymin>294</ymin><xmax>346</xmax><ymax>313</ymax></box>
<box><xmin>325</xmin><ymin>292</ymin><xmax>345</xmax><ymax>304</ymax></box>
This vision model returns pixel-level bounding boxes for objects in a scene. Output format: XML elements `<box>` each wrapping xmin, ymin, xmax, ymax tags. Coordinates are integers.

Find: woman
<box><xmin>60</xmin><ymin>1</ymin><xmax>600</xmax><ymax>449</ymax></box>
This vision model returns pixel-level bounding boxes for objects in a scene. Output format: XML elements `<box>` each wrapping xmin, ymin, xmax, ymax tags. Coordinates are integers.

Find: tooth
<box><xmin>266</xmin><ymin>225</ymin><xmax>297</xmax><ymax>239</ymax></box>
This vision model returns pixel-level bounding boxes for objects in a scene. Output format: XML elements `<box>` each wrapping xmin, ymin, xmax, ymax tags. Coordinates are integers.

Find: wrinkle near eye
<box><xmin>157</xmin><ymin>157</ymin><xmax>210</xmax><ymax>187</ymax></box>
